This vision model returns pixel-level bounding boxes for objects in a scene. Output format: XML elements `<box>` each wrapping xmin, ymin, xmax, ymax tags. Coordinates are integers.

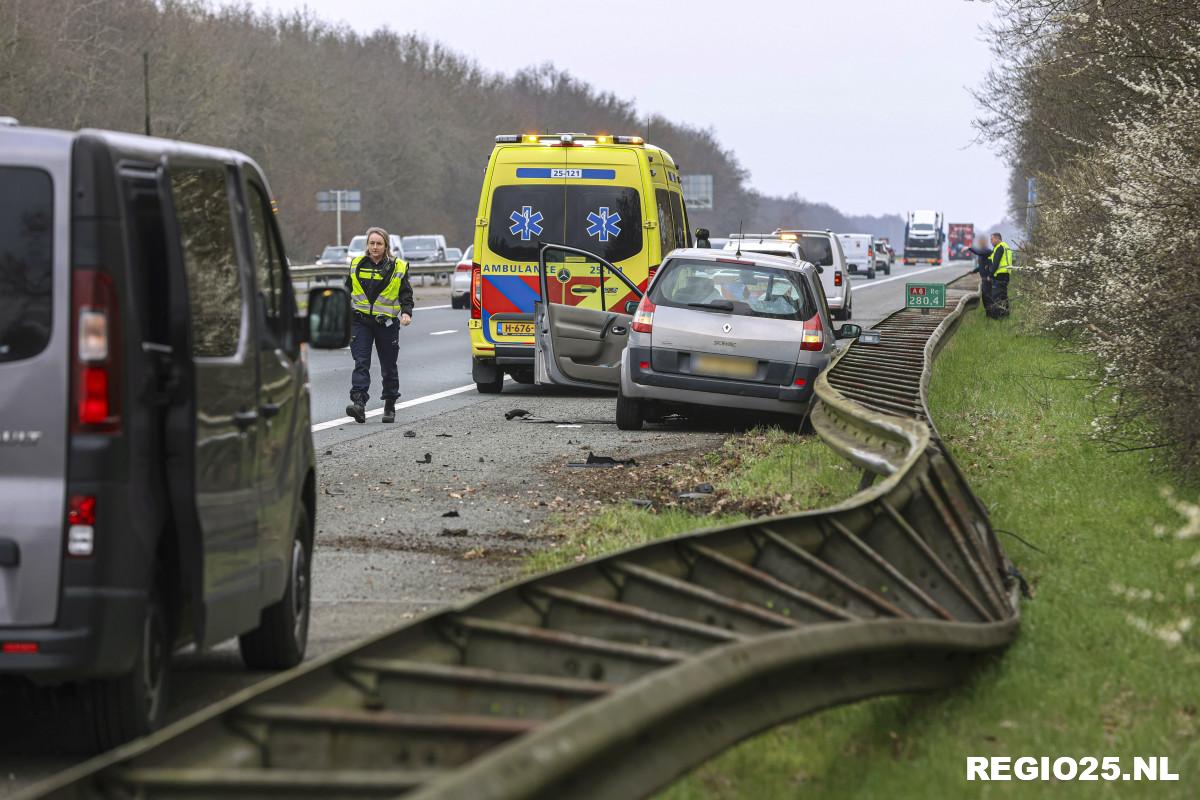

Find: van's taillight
<box><xmin>67</xmin><ymin>494</ymin><xmax>96</xmax><ymax>557</ymax></box>
<box><xmin>72</xmin><ymin>270</ymin><xmax>120</xmax><ymax>432</ymax></box>
<box><xmin>631</xmin><ymin>296</ymin><xmax>656</xmax><ymax>334</ymax></box>
<box><xmin>470</xmin><ymin>263</ymin><xmax>483</xmax><ymax>319</ymax></box>
<box><xmin>867</xmin><ymin>247</ymin><xmax>874</xmax><ymax>258</ymax></box>
<box><xmin>801</xmin><ymin>314</ymin><xmax>824</xmax><ymax>352</ymax></box>
<box><xmin>834</xmin><ymin>271</ymin><xmax>843</xmax><ymax>287</ymax></box>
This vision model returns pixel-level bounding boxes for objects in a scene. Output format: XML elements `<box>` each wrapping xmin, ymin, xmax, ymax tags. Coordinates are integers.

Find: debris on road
<box><xmin>439</xmin><ymin>528</ymin><xmax>469</xmax><ymax>537</ymax></box>
<box><xmin>568</xmin><ymin>453</ymin><xmax>637</xmax><ymax>468</ymax></box>
<box><xmin>442</xmin><ymin>510</ymin><xmax>460</xmax><ymax>518</ymax></box>
<box><xmin>417</xmin><ymin>452</ymin><xmax>432</xmax><ymax>464</ymax></box>
<box><xmin>404</xmin><ymin>430</ymin><xmax>417</xmax><ymax>438</ymax></box>
<box><xmin>505</xmin><ymin>409</ymin><xmax>532</xmax><ymax>420</ymax></box>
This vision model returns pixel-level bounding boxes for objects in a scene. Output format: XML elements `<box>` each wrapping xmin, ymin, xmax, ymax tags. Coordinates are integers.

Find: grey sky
<box><xmin>251</xmin><ymin>0</ymin><xmax>1009</xmax><ymax>226</ymax></box>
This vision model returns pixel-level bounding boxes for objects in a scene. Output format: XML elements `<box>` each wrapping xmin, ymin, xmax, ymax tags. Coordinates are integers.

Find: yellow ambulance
<box><xmin>468</xmin><ymin>133</ymin><xmax>691</xmax><ymax>392</ymax></box>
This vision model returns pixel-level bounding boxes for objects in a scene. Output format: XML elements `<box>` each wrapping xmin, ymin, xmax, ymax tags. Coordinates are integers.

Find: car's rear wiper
<box><xmin>687</xmin><ymin>300</ymin><xmax>734</xmax><ymax>311</ymax></box>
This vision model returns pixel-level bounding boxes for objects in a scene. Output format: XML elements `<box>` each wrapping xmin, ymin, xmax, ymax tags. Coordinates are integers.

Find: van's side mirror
<box><xmin>836</xmin><ymin>323</ymin><xmax>862</xmax><ymax>340</ymax></box>
<box><xmin>624</xmin><ymin>299</ymin><xmax>640</xmax><ymax>315</ymax></box>
<box><xmin>305</xmin><ymin>286</ymin><xmax>352</xmax><ymax>348</ymax></box>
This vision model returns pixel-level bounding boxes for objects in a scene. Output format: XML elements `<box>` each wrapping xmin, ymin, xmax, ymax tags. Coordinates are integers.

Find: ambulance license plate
<box><xmin>498</xmin><ymin>322</ymin><xmax>535</xmax><ymax>336</ymax></box>
<box><xmin>692</xmin><ymin>353</ymin><xmax>758</xmax><ymax>379</ymax></box>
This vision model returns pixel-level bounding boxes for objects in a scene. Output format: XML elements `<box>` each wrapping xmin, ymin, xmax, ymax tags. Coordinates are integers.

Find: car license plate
<box><xmin>692</xmin><ymin>353</ymin><xmax>758</xmax><ymax>379</ymax></box>
<box><xmin>498</xmin><ymin>322</ymin><xmax>535</xmax><ymax>336</ymax></box>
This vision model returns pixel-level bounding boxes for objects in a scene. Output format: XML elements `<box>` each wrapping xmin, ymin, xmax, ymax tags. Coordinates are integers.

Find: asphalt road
<box><xmin>0</xmin><ymin>258</ymin><xmax>974</xmax><ymax>796</ymax></box>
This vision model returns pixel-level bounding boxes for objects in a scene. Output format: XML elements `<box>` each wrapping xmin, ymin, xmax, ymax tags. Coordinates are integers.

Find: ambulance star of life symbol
<box><xmin>722</xmin><ymin>323</ymin><xmax>733</xmax><ymax>334</ymax></box>
<box><xmin>556</xmin><ymin>266</ymin><xmax>571</xmax><ymax>284</ymax></box>
<box><xmin>509</xmin><ymin>205</ymin><xmax>544</xmax><ymax>241</ymax></box>
<box><xmin>586</xmin><ymin>207</ymin><xmax>622</xmax><ymax>242</ymax></box>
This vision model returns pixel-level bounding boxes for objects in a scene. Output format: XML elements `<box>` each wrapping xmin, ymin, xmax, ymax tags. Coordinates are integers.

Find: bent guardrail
<box><xmin>26</xmin><ymin>277</ymin><xmax>1018</xmax><ymax>800</ymax></box>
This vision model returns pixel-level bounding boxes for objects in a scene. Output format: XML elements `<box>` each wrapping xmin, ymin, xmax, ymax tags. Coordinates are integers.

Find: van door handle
<box><xmin>233</xmin><ymin>410</ymin><xmax>259</xmax><ymax>430</ymax></box>
<box><xmin>260</xmin><ymin>401</ymin><xmax>281</xmax><ymax>419</ymax></box>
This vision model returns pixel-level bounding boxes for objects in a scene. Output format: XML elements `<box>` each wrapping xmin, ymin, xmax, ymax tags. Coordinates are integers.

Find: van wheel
<box><xmin>476</xmin><ymin>376</ymin><xmax>504</xmax><ymax>393</ymax></box>
<box><xmin>239</xmin><ymin>508</ymin><xmax>311</xmax><ymax>670</ymax></box>
<box><xmin>616</xmin><ymin>390</ymin><xmax>643</xmax><ymax>430</ymax></box>
<box><xmin>81</xmin><ymin>580</ymin><xmax>170</xmax><ymax>751</ymax></box>
<box><xmin>867</xmin><ymin>267</ymin><xmax>876</xmax><ymax>280</ymax></box>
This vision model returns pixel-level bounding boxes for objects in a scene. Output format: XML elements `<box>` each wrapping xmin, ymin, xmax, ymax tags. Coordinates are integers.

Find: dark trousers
<box><xmin>989</xmin><ymin>274</ymin><xmax>1011</xmax><ymax>319</ymax></box>
<box><xmin>350</xmin><ymin>313</ymin><xmax>400</xmax><ymax>404</ymax></box>
<box><xmin>980</xmin><ymin>274</ymin><xmax>994</xmax><ymax>315</ymax></box>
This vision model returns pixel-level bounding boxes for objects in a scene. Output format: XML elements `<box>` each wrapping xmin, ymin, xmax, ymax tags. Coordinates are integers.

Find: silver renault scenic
<box><xmin>616</xmin><ymin>248</ymin><xmax>860</xmax><ymax>429</ymax></box>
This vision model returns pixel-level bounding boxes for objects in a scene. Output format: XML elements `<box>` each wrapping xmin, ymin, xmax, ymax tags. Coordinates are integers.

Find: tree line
<box><xmin>978</xmin><ymin>0</ymin><xmax>1200</xmax><ymax>469</ymax></box>
<box><xmin>0</xmin><ymin>0</ymin><xmax>904</xmax><ymax>260</ymax></box>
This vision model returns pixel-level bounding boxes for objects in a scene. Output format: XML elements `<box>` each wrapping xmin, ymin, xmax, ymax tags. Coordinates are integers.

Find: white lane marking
<box><xmin>311</xmin><ymin>383</ymin><xmax>476</xmax><ymax>432</ymax></box>
<box><xmin>429</xmin><ymin>329</ymin><xmax>458</xmax><ymax>336</ymax></box>
<box><xmin>851</xmin><ymin>265</ymin><xmax>957</xmax><ymax>290</ymax></box>
<box><xmin>417</xmin><ymin>304</ymin><xmax>451</xmax><ymax>310</ymax></box>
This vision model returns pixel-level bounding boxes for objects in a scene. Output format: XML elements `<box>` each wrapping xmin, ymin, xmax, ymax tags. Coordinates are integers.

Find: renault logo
<box><xmin>722</xmin><ymin>323</ymin><xmax>732</xmax><ymax>334</ymax></box>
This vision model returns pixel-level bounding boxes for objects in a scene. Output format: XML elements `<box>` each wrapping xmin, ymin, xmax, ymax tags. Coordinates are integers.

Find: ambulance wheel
<box><xmin>80</xmin><ymin>578</ymin><xmax>171</xmax><ymax>751</ymax></box>
<box><xmin>239</xmin><ymin>507</ymin><xmax>311</xmax><ymax>670</ymax></box>
<box><xmin>473</xmin><ymin>358</ymin><xmax>504</xmax><ymax>393</ymax></box>
<box><xmin>616</xmin><ymin>390</ymin><xmax>643</xmax><ymax>430</ymax></box>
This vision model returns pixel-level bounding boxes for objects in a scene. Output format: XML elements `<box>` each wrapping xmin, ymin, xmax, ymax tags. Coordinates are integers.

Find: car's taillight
<box><xmin>455</xmin><ymin>262</ymin><xmax>472</xmax><ymax>272</ymax></box>
<box><xmin>67</xmin><ymin>494</ymin><xmax>96</xmax><ymax>557</ymax></box>
<box><xmin>631</xmin><ymin>295</ymin><xmax>656</xmax><ymax>334</ymax></box>
<box><xmin>470</xmin><ymin>263</ymin><xmax>483</xmax><ymax>319</ymax></box>
<box><xmin>801</xmin><ymin>313</ymin><xmax>823</xmax><ymax>352</ymax></box>
<box><xmin>72</xmin><ymin>270</ymin><xmax>120</xmax><ymax>432</ymax></box>
<box><xmin>834</xmin><ymin>271</ymin><xmax>843</xmax><ymax>287</ymax></box>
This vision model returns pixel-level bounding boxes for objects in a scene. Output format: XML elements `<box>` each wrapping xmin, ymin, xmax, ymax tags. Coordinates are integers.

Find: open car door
<box><xmin>534</xmin><ymin>243</ymin><xmax>643</xmax><ymax>390</ymax></box>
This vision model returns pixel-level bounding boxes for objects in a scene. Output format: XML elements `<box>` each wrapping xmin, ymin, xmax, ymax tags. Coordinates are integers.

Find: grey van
<box><xmin>0</xmin><ymin>124</ymin><xmax>351</xmax><ymax>749</ymax></box>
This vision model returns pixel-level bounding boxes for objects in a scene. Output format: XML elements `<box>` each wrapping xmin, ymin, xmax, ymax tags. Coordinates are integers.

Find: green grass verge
<box><xmin>531</xmin><ymin>301</ymin><xmax>1200</xmax><ymax>798</ymax></box>
<box><xmin>527</xmin><ymin>428</ymin><xmax>861</xmax><ymax>575</ymax></box>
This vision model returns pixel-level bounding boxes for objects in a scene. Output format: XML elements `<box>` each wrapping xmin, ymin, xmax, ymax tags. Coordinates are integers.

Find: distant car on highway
<box><xmin>872</xmin><ymin>238</ymin><xmax>893</xmax><ymax>275</ymax></box>
<box><xmin>614</xmin><ymin>247</ymin><xmax>860</xmax><ymax>429</ymax></box>
<box><xmin>316</xmin><ymin>245</ymin><xmax>350</xmax><ymax>266</ymax></box>
<box><xmin>401</xmin><ymin>234</ymin><xmax>448</xmax><ymax>263</ymax></box>
<box><xmin>445</xmin><ymin>247</ymin><xmax>462</xmax><ymax>263</ymax></box>
<box><xmin>836</xmin><ymin>233</ymin><xmax>877</xmax><ymax>279</ymax></box>
<box><xmin>0</xmin><ymin>123</ymin><xmax>352</xmax><ymax>751</ymax></box>
<box><xmin>451</xmin><ymin>244</ymin><xmax>474</xmax><ymax>309</ymax></box>
<box><xmin>773</xmin><ymin>229</ymin><xmax>854</xmax><ymax>319</ymax></box>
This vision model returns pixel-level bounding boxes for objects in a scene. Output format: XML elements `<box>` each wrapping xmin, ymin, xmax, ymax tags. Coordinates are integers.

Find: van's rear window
<box><xmin>0</xmin><ymin>167</ymin><xmax>53</xmax><ymax>363</ymax></box>
<box><xmin>488</xmin><ymin>185</ymin><xmax>642</xmax><ymax>264</ymax></box>
<box><xmin>799</xmin><ymin>235</ymin><xmax>835</xmax><ymax>266</ymax></box>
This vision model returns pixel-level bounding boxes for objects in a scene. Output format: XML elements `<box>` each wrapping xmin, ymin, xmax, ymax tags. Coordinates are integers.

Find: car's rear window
<box><xmin>650</xmin><ymin>259</ymin><xmax>814</xmax><ymax>321</ymax></box>
<box><xmin>488</xmin><ymin>184</ymin><xmax>643</xmax><ymax>264</ymax></box>
<box><xmin>403</xmin><ymin>236</ymin><xmax>440</xmax><ymax>250</ymax></box>
<box><xmin>799</xmin><ymin>236</ymin><xmax>834</xmax><ymax>266</ymax></box>
<box><xmin>0</xmin><ymin>167</ymin><xmax>54</xmax><ymax>363</ymax></box>
<box><xmin>348</xmin><ymin>235</ymin><xmax>366</xmax><ymax>250</ymax></box>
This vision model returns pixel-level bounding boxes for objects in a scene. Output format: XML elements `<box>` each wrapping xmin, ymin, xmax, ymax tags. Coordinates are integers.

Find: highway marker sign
<box><xmin>906</xmin><ymin>282</ymin><xmax>946</xmax><ymax>310</ymax></box>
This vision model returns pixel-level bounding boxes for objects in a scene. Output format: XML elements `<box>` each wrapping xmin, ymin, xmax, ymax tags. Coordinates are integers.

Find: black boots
<box><xmin>346</xmin><ymin>402</ymin><xmax>366</xmax><ymax>424</ymax></box>
<box><xmin>382</xmin><ymin>399</ymin><xmax>396</xmax><ymax>423</ymax></box>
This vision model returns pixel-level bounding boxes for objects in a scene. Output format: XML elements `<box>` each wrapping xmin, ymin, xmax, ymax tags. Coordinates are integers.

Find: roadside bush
<box><xmin>978</xmin><ymin>2</ymin><xmax>1200</xmax><ymax>471</ymax></box>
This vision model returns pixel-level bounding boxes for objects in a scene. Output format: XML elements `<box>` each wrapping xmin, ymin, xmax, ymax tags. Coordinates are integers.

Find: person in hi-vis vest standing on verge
<box><xmin>345</xmin><ymin>227</ymin><xmax>413</xmax><ymax>423</ymax></box>
<box><xmin>987</xmin><ymin>232</ymin><xmax>1014</xmax><ymax>319</ymax></box>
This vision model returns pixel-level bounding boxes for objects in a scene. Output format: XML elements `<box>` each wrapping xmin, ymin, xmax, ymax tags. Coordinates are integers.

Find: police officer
<box><xmin>965</xmin><ymin>237</ymin><xmax>995</xmax><ymax>316</ymax></box>
<box><xmin>345</xmin><ymin>227</ymin><xmax>413</xmax><ymax>423</ymax></box>
<box><xmin>987</xmin><ymin>232</ymin><xmax>1014</xmax><ymax>319</ymax></box>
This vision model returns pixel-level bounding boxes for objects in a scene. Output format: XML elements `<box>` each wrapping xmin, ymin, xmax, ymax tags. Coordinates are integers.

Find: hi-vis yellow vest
<box><xmin>349</xmin><ymin>256</ymin><xmax>408</xmax><ymax>317</ymax></box>
<box><xmin>992</xmin><ymin>241</ymin><xmax>1013</xmax><ymax>277</ymax></box>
